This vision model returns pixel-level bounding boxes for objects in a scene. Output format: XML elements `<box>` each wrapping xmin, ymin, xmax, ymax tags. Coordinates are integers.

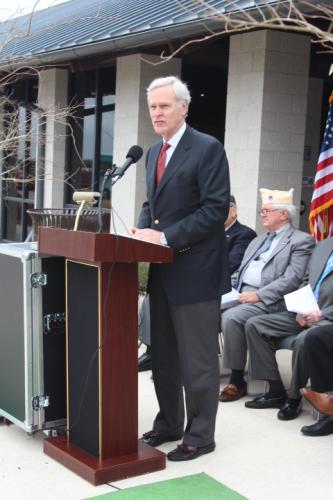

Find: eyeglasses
<box><xmin>258</xmin><ymin>209</ymin><xmax>279</xmax><ymax>216</ymax></box>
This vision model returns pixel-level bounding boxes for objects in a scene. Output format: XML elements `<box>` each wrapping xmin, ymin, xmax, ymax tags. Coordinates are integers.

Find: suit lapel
<box><xmin>239</xmin><ymin>234</ymin><xmax>266</xmax><ymax>271</ymax></box>
<box><xmin>153</xmin><ymin>126</ymin><xmax>191</xmax><ymax>201</ymax></box>
<box><xmin>265</xmin><ymin>226</ymin><xmax>293</xmax><ymax>263</ymax></box>
<box><xmin>310</xmin><ymin>241</ymin><xmax>333</xmax><ymax>287</ymax></box>
<box><xmin>239</xmin><ymin>226</ymin><xmax>293</xmax><ymax>272</ymax></box>
<box><xmin>147</xmin><ymin>143</ymin><xmax>162</xmax><ymax>201</ymax></box>
<box><xmin>226</xmin><ymin>220</ymin><xmax>240</xmax><ymax>238</ymax></box>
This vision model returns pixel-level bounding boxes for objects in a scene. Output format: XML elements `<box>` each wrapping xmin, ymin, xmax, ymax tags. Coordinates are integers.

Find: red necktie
<box><xmin>156</xmin><ymin>143</ymin><xmax>170</xmax><ymax>185</ymax></box>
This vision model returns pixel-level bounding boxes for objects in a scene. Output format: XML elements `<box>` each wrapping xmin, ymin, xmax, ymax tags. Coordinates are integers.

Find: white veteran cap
<box><xmin>260</xmin><ymin>188</ymin><xmax>294</xmax><ymax>205</ymax></box>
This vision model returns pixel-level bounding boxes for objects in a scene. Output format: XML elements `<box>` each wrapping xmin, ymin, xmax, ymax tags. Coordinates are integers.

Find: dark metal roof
<box><xmin>0</xmin><ymin>0</ymin><xmax>303</xmax><ymax>66</ymax></box>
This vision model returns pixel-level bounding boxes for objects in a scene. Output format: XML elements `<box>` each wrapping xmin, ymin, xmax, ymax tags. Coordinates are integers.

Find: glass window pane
<box><xmin>99</xmin><ymin>109</ymin><xmax>114</xmax><ymax>187</ymax></box>
<box><xmin>67</xmin><ymin>68</ymin><xmax>116</xmax><ymax>195</ymax></box>
<box><xmin>81</xmin><ymin>113</ymin><xmax>95</xmax><ymax>189</ymax></box>
<box><xmin>102</xmin><ymin>95</ymin><xmax>115</xmax><ymax>106</ymax></box>
<box><xmin>18</xmin><ymin>106</ymin><xmax>26</xmax><ymax>161</ymax></box>
<box><xmin>30</xmin><ymin>111</ymin><xmax>38</xmax><ymax>160</ymax></box>
<box><xmin>4</xmin><ymin>201</ymin><xmax>21</xmax><ymax>241</ymax></box>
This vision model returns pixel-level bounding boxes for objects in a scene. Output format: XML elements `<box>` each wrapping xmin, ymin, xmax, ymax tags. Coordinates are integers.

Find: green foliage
<box><xmin>138</xmin><ymin>262</ymin><xmax>149</xmax><ymax>293</ymax></box>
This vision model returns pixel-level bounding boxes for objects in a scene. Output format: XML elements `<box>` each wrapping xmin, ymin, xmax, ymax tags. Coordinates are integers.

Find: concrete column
<box><xmin>112</xmin><ymin>54</ymin><xmax>181</xmax><ymax>229</ymax></box>
<box><xmin>225</xmin><ymin>30</ymin><xmax>311</xmax><ymax>232</ymax></box>
<box><xmin>38</xmin><ymin>68</ymin><xmax>68</xmax><ymax>208</ymax></box>
<box><xmin>299</xmin><ymin>78</ymin><xmax>323</xmax><ymax>232</ymax></box>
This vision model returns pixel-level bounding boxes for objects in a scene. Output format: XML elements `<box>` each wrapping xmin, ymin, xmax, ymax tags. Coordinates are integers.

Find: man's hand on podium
<box><xmin>128</xmin><ymin>227</ymin><xmax>163</xmax><ymax>245</ymax></box>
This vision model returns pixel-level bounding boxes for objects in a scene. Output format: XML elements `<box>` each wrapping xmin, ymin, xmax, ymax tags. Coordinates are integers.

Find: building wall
<box><xmin>38</xmin><ymin>68</ymin><xmax>69</xmax><ymax>208</ymax></box>
<box><xmin>225</xmin><ymin>30</ymin><xmax>311</xmax><ymax>233</ymax></box>
<box><xmin>300</xmin><ymin>77</ymin><xmax>323</xmax><ymax>232</ymax></box>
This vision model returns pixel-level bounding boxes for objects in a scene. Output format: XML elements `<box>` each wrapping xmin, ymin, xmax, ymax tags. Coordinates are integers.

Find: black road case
<box><xmin>0</xmin><ymin>242</ymin><xmax>66</xmax><ymax>433</ymax></box>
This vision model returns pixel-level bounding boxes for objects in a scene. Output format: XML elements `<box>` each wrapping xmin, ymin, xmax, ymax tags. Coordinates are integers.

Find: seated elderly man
<box><xmin>245</xmin><ymin>237</ymin><xmax>333</xmax><ymax>421</ymax></box>
<box><xmin>220</xmin><ymin>188</ymin><xmax>315</xmax><ymax>402</ymax></box>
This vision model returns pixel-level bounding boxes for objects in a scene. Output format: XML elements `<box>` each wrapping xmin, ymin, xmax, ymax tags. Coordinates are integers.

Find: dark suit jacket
<box><xmin>225</xmin><ymin>220</ymin><xmax>256</xmax><ymax>275</ymax></box>
<box><xmin>306</xmin><ymin>237</ymin><xmax>333</xmax><ymax>320</ymax></box>
<box><xmin>138</xmin><ymin>125</ymin><xmax>230</xmax><ymax>305</ymax></box>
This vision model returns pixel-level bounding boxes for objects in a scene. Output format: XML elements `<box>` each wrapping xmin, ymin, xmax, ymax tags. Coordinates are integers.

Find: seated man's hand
<box><xmin>239</xmin><ymin>291</ymin><xmax>260</xmax><ymax>304</ymax></box>
<box><xmin>296</xmin><ymin>310</ymin><xmax>324</xmax><ymax>327</ymax></box>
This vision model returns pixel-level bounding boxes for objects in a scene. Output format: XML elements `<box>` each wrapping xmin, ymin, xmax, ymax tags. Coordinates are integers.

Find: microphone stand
<box><xmin>98</xmin><ymin>161</ymin><xmax>137</xmax><ymax>233</ymax></box>
<box><xmin>107</xmin><ymin>167</ymin><xmax>129</xmax><ymax>233</ymax></box>
<box><xmin>97</xmin><ymin>164</ymin><xmax>117</xmax><ymax>233</ymax></box>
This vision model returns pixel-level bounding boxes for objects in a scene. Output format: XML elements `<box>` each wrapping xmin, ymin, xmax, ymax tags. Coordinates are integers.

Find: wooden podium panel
<box><xmin>39</xmin><ymin>228</ymin><xmax>173</xmax><ymax>485</ymax></box>
<box><xmin>38</xmin><ymin>227</ymin><xmax>173</xmax><ymax>264</ymax></box>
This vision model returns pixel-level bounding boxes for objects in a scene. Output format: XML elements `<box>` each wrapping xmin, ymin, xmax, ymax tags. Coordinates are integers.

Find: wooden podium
<box><xmin>38</xmin><ymin>227</ymin><xmax>173</xmax><ymax>485</ymax></box>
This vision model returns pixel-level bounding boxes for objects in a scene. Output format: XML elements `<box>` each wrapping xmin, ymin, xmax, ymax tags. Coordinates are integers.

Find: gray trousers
<box><xmin>245</xmin><ymin>311</ymin><xmax>332</xmax><ymax>398</ymax></box>
<box><xmin>150</xmin><ymin>270</ymin><xmax>220</xmax><ymax>447</ymax></box>
<box><xmin>139</xmin><ymin>294</ymin><xmax>151</xmax><ymax>346</ymax></box>
<box><xmin>221</xmin><ymin>299</ymin><xmax>269</xmax><ymax>370</ymax></box>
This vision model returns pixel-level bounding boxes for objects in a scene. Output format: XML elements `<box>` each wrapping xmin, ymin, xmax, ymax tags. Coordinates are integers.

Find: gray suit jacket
<box><xmin>306</xmin><ymin>237</ymin><xmax>333</xmax><ymax>320</ymax></box>
<box><xmin>237</xmin><ymin>225</ymin><xmax>315</xmax><ymax>309</ymax></box>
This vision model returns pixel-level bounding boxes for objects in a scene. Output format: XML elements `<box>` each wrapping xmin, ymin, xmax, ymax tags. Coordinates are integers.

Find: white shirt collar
<box><xmin>274</xmin><ymin>223</ymin><xmax>290</xmax><ymax>236</ymax></box>
<box><xmin>164</xmin><ymin>122</ymin><xmax>186</xmax><ymax>149</ymax></box>
<box><xmin>225</xmin><ymin>219</ymin><xmax>237</xmax><ymax>232</ymax></box>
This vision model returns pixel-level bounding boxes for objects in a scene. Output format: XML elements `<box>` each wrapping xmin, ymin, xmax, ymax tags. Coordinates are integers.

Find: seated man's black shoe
<box><xmin>277</xmin><ymin>398</ymin><xmax>302</xmax><ymax>420</ymax></box>
<box><xmin>138</xmin><ymin>352</ymin><xmax>152</xmax><ymax>372</ymax></box>
<box><xmin>301</xmin><ymin>415</ymin><xmax>333</xmax><ymax>436</ymax></box>
<box><xmin>245</xmin><ymin>393</ymin><xmax>286</xmax><ymax>409</ymax></box>
<box><xmin>141</xmin><ymin>430</ymin><xmax>183</xmax><ymax>447</ymax></box>
<box><xmin>167</xmin><ymin>442</ymin><xmax>215</xmax><ymax>461</ymax></box>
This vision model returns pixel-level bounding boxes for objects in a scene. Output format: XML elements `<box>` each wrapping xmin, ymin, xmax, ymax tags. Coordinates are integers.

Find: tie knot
<box><xmin>162</xmin><ymin>142</ymin><xmax>170</xmax><ymax>153</ymax></box>
<box><xmin>267</xmin><ymin>232</ymin><xmax>276</xmax><ymax>240</ymax></box>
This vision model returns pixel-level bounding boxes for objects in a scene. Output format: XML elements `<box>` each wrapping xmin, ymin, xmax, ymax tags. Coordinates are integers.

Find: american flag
<box><xmin>309</xmin><ymin>91</ymin><xmax>333</xmax><ymax>241</ymax></box>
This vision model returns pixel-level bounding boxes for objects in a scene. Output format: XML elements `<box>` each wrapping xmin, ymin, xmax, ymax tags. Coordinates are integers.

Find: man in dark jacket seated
<box><xmin>300</xmin><ymin>323</ymin><xmax>333</xmax><ymax>436</ymax></box>
<box><xmin>224</xmin><ymin>195</ymin><xmax>257</xmax><ymax>276</ymax></box>
<box><xmin>138</xmin><ymin>195</ymin><xmax>256</xmax><ymax>371</ymax></box>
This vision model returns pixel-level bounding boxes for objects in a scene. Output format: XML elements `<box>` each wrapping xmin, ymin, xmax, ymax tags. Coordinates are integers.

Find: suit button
<box><xmin>154</xmin><ymin>219</ymin><xmax>160</xmax><ymax>225</ymax></box>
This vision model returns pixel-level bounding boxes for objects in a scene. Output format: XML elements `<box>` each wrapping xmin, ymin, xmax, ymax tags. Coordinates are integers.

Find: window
<box><xmin>66</xmin><ymin>67</ymin><xmax>116</xmax><ymax>201</ymax></box>
<box><xmin>1</xmin><ymin>78</ymin><xmax>38</xmax><ymax>241</ymax></box>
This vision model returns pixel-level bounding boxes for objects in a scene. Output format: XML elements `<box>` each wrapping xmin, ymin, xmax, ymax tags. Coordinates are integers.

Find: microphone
<box><xmin>112</xmin><ymin>145</ymin><xmax>143</xmax><ymax>179</ymax></box>
<box><xmin>73</xmin><ymin>191</ymin><xmax>100</xmax><ymax>204</ymax></box>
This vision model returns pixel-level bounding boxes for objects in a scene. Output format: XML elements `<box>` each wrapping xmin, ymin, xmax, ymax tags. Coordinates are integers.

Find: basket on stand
<box><xmin>27</xmin><ymin>208</ymin><xmax>101</xmax><ymax>240</ymax></box>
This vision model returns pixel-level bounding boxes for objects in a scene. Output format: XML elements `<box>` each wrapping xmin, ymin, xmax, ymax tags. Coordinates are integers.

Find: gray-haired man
<box><xmin>220</xmin><ymin>188</ymin><xmax>315</xmax><ymax>403</ymax></box>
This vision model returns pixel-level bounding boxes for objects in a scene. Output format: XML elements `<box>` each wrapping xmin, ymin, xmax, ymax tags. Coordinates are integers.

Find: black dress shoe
<box><xmin>301</xmin><ymin>416</ymin><xmax>333</xmax><ymax>436</ymax></box>
<box><xmin>167</xmin><ymin>442</ymin><xmax>215</xmax><ymax>461</ymax></box>
<box><xmin>138</xmin><ymin>352</ymin><xmax>152</xmax><ymax>372</ymax></box>
<box><xmin>277</xmin><ymin>398</ymin><xmax>302</xmax><ymax>420</ymax></box>
<box><xmin>245</xmin><ymin>393</ymin><xmax>286</xmax><ymax>409</ymax></box>
<box><xmin>141</xmin><ymin>430</ymin><xmax>183</xmax><ymax>447</ymax></box>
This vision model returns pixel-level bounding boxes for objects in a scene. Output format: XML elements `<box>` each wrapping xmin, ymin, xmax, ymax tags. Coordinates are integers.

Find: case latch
<box><xmin>32</xmin><ymin>395</ymin><xmax>50</xmax><ymax>411</ymax></box>
<box><xmin>31</xmin><ymin>272</ymin><xmax>47</xmax><ymax>288</ymax></box>
<box><xmin>44</xmin><ymin>312</ymin><xmax>66</xmax><ymax>335</ymax></box>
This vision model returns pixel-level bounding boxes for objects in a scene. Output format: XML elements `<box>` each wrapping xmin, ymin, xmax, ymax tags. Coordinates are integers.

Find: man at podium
<box><xmin>130</xmin><ymin>76</ymin><xmax>230</xmax><ymax>461</ymax></box>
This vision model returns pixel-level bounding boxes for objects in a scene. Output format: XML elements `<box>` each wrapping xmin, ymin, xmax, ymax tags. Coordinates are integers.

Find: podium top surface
<box><xmin>38</xmin><ymin>227</ymin><xmax>173</xmax><ymax>264</ymax></box>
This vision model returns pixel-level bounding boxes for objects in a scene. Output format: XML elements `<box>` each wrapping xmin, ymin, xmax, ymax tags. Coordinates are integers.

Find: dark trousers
<box><xmin>304</xmin><ymin>324</ymin><xmax>333</xmax><ymax>392</ymax></box>
<box><xmin>149</xmin><ymin>269</ymin><xmax>220</xmax><ymax>447</ymax></box>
